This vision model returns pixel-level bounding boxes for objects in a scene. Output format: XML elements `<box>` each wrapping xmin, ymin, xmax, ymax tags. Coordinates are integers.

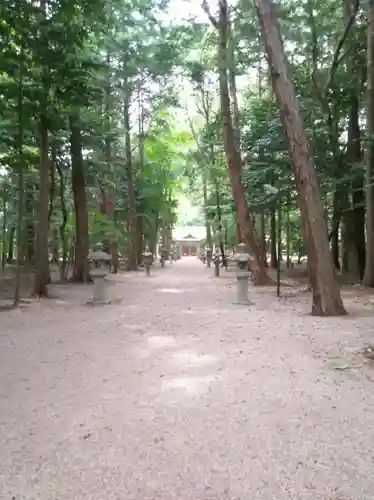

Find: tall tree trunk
<box><xmin>48</xmin><ymin>142</ymin><xmax>56</xmax><ymax>225</ymax></box>
<box><xmin>33</xmin><ymin>113</ymin><xmax>50</xmax><ymax>296</ymax></box>
<box><xmin>344</xmin><ymin>0</ymin><xmax>365</xmax><ymax>281</ymax></box>
<box><xmin>227</xmin><ymin>18</ymin><xmax>240</xmax><ymax>147</ymax></box>
<box><xmin>14</xmin><ymin>49</ymin><xmax>25</xmax><ymax>306</ymax></box>
<box><xmin>25</xmin><ymin>183</ymin><xmax>35</xmax><ymax>264</ymax></box>
<box><xmin>69</xmin><ymin>111</ymin><xmax>90</xmax><ymax>283</ymax></box>
<box><xmin>235</xmin><ymin>220</ymin><xmax>242</xmax><ymax>247</ymax></box>
<box><xmin>343</xmin><ymin>88</ymin><xmax>365</xmax><ymax>283</ymax></box>
<box><xmin>102</xmin><ymin>51</ymin><xmax>118</xmax><ymax>273</ymax></box>
<box><xmin>258</xmin><ymin>43</ymin><xmax>268</xmax><ymax>267</ymax></box>
<box><xmin>285</xmin><ymin>195</ymin><xmax>291</xmax><ymax>267</ymax></box>
<box><xmin>331</xmin><ymin>190</ymin><xmax>341</xmax><ymax>269</ymax></box>
<box><xmin>203</xmin><ymin>0</ymin><xmax>269</xmax><ymax>284</ymax></box>
<box><xmin>270</xmin><ymin>206</ymin><xmax>277</xmax><ymax>268</ymax></box>
<box><xmin>7</xmin><ymin>225</ymin><xmax>15</xmax><ymax>262</ymax></box>
<box><xmin>137</xmin><ymin>81</ymin><xmax>145</xmax><ymax>260</ymax></box>
<box><xmin>260</xmin><ymin>212</ymin><xmax>267</xmax><ymax>266</ymax></box>
<box><xmin>199</xmin><ymin>86</ymin><xmax>214</xmax><ymax>250</ymax></box>
<box><xmin>49</xmin><ymin>142</ymin><xmax>57</xmax><ymax>265</ymax></box>
<box><xmin>255</xmin><ymin>0</ymin><xmax>345</xmax><ymax>315</ymax></box>
<box><xmin>364</xmin><ymin>0</ymin><xmax>374</xmax><ymax>286</ymax></box>
<box><xmin>137</xmin><ymin>217</ymin><xmax>143</xmax><ymax>264</ymax></box>
<box><xmin>215</xmin><ymin>181</ymin><xmax>225</xmax><ymax>259</ymax></box>
<box><xmin>203</xmin><ymin>173</ymin><xmax>213</xmax><ymax>247</ymax></box>
<box><xmin>33</xmin><ymin>0</ymin><xmax>50</xmax><ymax>296</ymax></box>
<box><xmin>56</xmin><ymin>161</ymin><xmax>68</xmax><ymax>280</ymax></box>
<box><xmin>349</xmin><ymin>109</ymin><xmax>365</xmax><ymax>279</ymax></box>
<box><xmin>2</xmin><ymin>193</ymin><xmax>7</xmax><ymax>270</ymax></box>
<box><xmin>123</xmin><ymin>77</ymin><xmax>138</xmax><ymax>270</ymax></box>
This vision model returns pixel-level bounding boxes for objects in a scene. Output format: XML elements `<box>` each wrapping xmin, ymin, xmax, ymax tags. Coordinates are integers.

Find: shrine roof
<box><xmin>173</xmin><ymin>225</ymin><xmax>205</xmax><ymax>241</ymax></box>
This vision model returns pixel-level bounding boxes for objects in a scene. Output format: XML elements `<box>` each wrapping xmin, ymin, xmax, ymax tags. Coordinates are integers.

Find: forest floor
<box><xmin>1</xmin><ymin>258</ymin><xmax>374</xmax><ymax>500</ymax></box>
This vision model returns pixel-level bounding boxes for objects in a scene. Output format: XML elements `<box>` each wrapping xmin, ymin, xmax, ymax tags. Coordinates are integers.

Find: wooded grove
<box><xmin>1</xmin><ymin>0</ymin><xmax>374</xmax><ymax>316</ymax></box>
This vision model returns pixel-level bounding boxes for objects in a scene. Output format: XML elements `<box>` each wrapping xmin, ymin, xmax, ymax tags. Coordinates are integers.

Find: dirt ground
<box><xmin>1</xmin><ymin>257</ymin><xmax>374</xmax><ymax>500</ymax></box>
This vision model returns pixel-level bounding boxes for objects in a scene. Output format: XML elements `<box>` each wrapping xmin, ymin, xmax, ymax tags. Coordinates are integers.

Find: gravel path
<box><xmin>1</xmin><ymin>258</ymin><xmax>374</xmax><ymax>500</ymax></box>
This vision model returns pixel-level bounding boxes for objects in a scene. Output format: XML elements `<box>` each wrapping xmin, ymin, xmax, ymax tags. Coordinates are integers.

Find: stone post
<box><xmin>201</xmin><ymin>251</ymin><xmax>206</xmax><ymax>264</ymax></box>
<box><xmin>214</xmin><ymin>247</ymin><xmax>220</xmax><ymax>277</ymax></box>
<box><xmin>160</xmin><ymin>247</ymin><xmax>168</xmax><ymax>268</ymax></box>
<box><xmin>160</xmin><ymin>246</ymin><xmax>165</xmax><ymax>268</ymax></box>
<box><xmin>234</xmin><ymin>243</ymin><xmax>252</xmax><ymax>305</ymax></box>
<box><xmin>143</xmin><ymin>250</ymin><xmax>153</xmax><ymax>276</ymax></box>
<box><xmin>206</xmin><ymin>248</ymin><xmax>213</xmax><ymax>268</ymax></box>
<box><xmin>88</xmin><ymin>244</ymin><xmax>111</xmax><ymax>305</ymax></box>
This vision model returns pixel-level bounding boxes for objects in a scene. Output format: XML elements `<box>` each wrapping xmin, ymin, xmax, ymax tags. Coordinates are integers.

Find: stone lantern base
<box><xmin>88</xmin><ymin>269</ymin><xmax>111</xmax><ymax>305</ymax></box>
<box><xmin>233</xmin><ymin>276</ymin><xmax>253</xmax><ymax>305</ymax></box>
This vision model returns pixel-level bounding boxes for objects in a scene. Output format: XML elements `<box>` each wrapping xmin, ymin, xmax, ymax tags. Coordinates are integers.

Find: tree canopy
<box><xmin>0</xmin><ymin>0</ymin><xmax>373</xmax><ymax>315</ymax></box>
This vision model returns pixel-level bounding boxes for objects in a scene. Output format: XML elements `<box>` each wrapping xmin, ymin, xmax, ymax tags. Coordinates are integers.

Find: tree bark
<box><xmin>363</xmin><ymin>0</ymin><xmax>374</xmax><ymax>285</ymax></box>
<box><xmin>56</xmin><ymin>160</ymin><xmax>68</xmax><ymax>280</ymax></box>
<box><xmin>255</xmin><ymin>0</ymin><xmax>346</xmax><ymax>315</ymax></box>
<box><xmin>215</xmin><ymin>181</ymin><xmax>226</xmax><ymax>260</ymax></box>
<box><xmin>1</xmin><ymin>194</ymin><xmax>6</xmax><ymax>270</ymax></box>
<box><xmin>69</xmin><ymin>111</ymin><xmax>90</xmax><ymax>283</ymax></box>
<box><xmin>331</xmin><ymin>190</ymin><xmax>341</xmax><ymax>270</ymax></box>
<box><xmin>33</xmin><ymin>0</ymin><xmax>50</xmax><ymax>297</ymax></box>
<box><xmin>204</xmin><ymin>0</ymin><xmax>269</xmax><ymax>284</ymax></box>
<box><xmin>344</xmin><ymin>0</ymin><xmax>365</xmax><ymax>281</ymax></box>
<box><xmin>123</xmin><ymin>77</ymin><xmax>138</xmax><ymax>270</ymax></box>
<box><xmin>24</xmin><ymin>183</ymin><xmax>35</xmax><ymax>265</ymax></box>
<box><xmin>14</xmin><ymin>51</ymin><xmax>25</xmax><ymax>306</ymax></box>
<box><xmin>203</xmin><ymin>173</ymin><xmax>213</xmax><ymax>247</ymax></box>
<box><xmin>7</xmin><ymin>225</ymin><xmax>15</xmax><ymax>262</ymax></box>
<box><xmin>102</xmin><ymin>51</ymin><xmax>119</xmax><ymax>273</ymax></box>
<box><xmin>343</xmin><ymin>93</ymin><xmax>364</xmax><ymax>281</ymax></box>
<box><xmin>260</xmin><ymin>212</ymin><xmax>267</xmax><ymax>266</ymax></box>
<box><xmin>270</xmin><ymin>206</ymin><xmax>277</xmax><ymax>268</ymax></box>
<box><xmin>285</xmin><ymin>196</ymin><xmax>291</xmax><ymax>268</ymax></box>
<box><xmin>227</xmin><ymin>17</ymin><xmax>240</xmax><ymax>147</ymax></box>
<box><xmin>33</xmin><ymin>113</ymin><xmax>50</xmax><ymax>296</ymax></box>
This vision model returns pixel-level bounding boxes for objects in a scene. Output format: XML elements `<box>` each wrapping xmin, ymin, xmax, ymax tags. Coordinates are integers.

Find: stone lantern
<box><xmin>88</xmin><ymin>243</ymin><xmax>111</xmax><ymax>305</ymax></box>
<box><xmin>160</xmin><ymin>247</ymin><xmax>166</xmax><ymax>267</ymax></box>
<box><xmin>159</xmin><ymin>246</ymin><xmax>168</xmax><ymax>268</ymax></box>
<box><xmin>214</xmin><ymin>247</ymin><xmax>220</xmax><ymax>277</ymax></box>
<box><xmin>206</xmin><ymin>248</ymin><xmax>213</xmax><ymax>268</ymax></box>
<box><xmin>234</xmin><ymin>243</ymin><xmax>252</xmax><ymax>305</ymax></box>
<box><xmin>200</xmin><ymin>250</ymin><xmax>206</xmax><ymax>264</ymax></box>
<box><xmin>171</xmin><ymin>248</ymin><xmax>178</xmax><ymax>262</ymax></box>
<box><xmin>159</xmin><ymin>246</ymin><xmax>164</xmax><ymax>268</ymax></box>
<box><xmin>143</xmin><ymin>250</ymin><xmax>153</xmax><ymax>276</ymax></box>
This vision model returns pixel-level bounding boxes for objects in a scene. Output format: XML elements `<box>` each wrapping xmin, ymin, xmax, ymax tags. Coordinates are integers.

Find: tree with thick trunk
<box><xmin>101</xmin><ymin>50</ymin><xmax>119</xmax><ymax>273</ymax></box>
<box><xmin>364</xmin><ymin>0</ymin><xmax>374</xmax><ymax>286</ymax></box>
<box><xmin>69</xmin><ymin>111</ymin><xmax>90</xmax><ymax>283</ymax></box>
<box><xmin>202</xmin><ymin>0</ymin><xmax>269</xmax><ymax>285</ymax></box>
<box><xmin>340</xmin><ymin>0</ymin><xmax>365</xmax><ymax>282</ymax></box>
<box><xmin>33</xmin><ymin>0</ymin><xmax>50</xmax><ymax>296</ymax></box>
<box><xmin>255</xmin><ymin>0</ymin><xmax>346</xmax><ymax>315</ymax></box>
<box><xmin>123</xmin><ymin>74</ymin><xmax>138</xmax><ymax>270</ymax></box>
<box><xmin>203</xmin><ymin>172</ymin><xmax>213</xmax><ymax>248</ymax></box>
<box><xmin>34</xmin><ymin>121</ymin><xmax>50</xmax><ymax>296</ymax></box>
<box><xmin>270</xmin><ymin>205</ymin><xmax>277</xmax><ymax>268</ymax></box>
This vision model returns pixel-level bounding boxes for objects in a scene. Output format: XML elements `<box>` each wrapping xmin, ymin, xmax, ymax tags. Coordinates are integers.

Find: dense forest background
<box><xmin>1</xmin><ymin>0</ymin><xmax>374</xmax><ymax>316</ymax></box>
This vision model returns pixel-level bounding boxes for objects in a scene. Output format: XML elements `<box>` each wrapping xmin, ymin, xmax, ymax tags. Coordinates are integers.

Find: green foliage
<box><xmin>0</xmin><ymin>0</ymin><xmax>369</xmax><ymax>274</ymax></box>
